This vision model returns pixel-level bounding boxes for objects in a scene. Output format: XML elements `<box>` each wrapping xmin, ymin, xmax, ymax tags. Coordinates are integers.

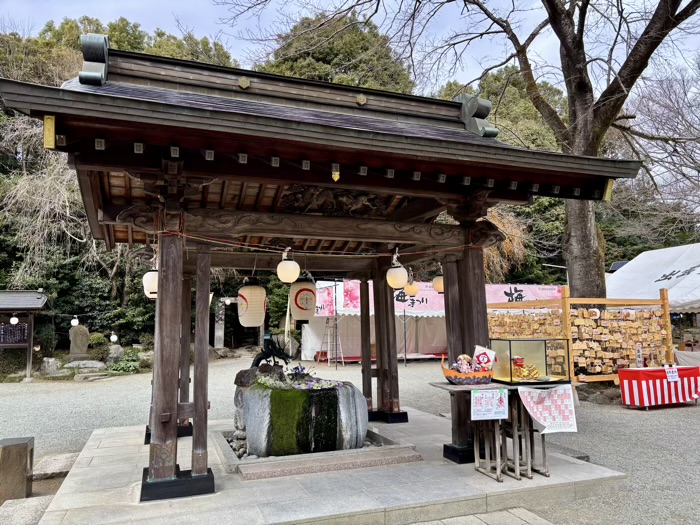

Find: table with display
<box><xmin>430</xmin><ymin>382</ymin><xmax>570</xmax><ymax>481</ymax></box>
<box><xmin>617</xmin><ymin>366</ymin><xmax>700</xmax><ymax>408</ymax></box>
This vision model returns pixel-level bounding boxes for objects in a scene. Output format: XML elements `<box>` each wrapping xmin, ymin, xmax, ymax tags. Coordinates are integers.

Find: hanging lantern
<box><xmin>224</xmin><ymin>298</ymin><xmax>232</xmax><ymax>306</ymax></box>
<box><xmin>71</xmin><ymin>317</ymin><xmax>80</xmax><ymax>327</ymax></box>
<box><xmin>9</xmin><ymin>315</ymin><xmax>19</xmax><ymax>325</ymax></box>
<box><xmin>404</xmin><ymin>268</ymin><xmax>419</xmax><ymax>297</ymax></box>
<box><xmin>142</xmin><ymin>270</ymin><xmax>158</xmax><ymax>299</ymax></box>
<box><xmin>386</xmin><ymin>249</ymin><xmax>408</xmax><ymax>289</ymax></box>
<box><xmin>237</xmin><ymin>283</ymin><xmax>267</xmax><ymax>327</ymax></box>
<box><xmin>290</xmin><ymin>281</ymin><xmax>317</xmax><ymax>320</ymax></box>
<box><xmin>110</xmin><ymin>333</ymin><xmax>118</xmax><ymax>343</ymax></box>
<box><xmin>432</xmin><ymin>263</ymin><xmax>444</xmax><ymax>294</ymax></box>
<box><xmin>277</xmin><ymin>248</ymin><xmax>300</xmax><ymax>284</ymax></box>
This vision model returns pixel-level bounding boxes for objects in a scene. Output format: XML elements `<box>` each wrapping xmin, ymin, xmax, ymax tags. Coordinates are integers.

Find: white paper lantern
<box><xmin>290</xmin><ymin>281</ymin><xmax>317</xmax><ymax>320</ymax></box>
<box><xmin>432</xmin><ymin>275</ymin><xmax>444</xmax><ymax>294</ymax></box>
<box><xmin>110</xmin><ymin>333</ymin><xmax>118</xmax><ymax>343</ymax></box>
<box><xmin>142</xmin><ymin>270</ymin><xmax>158</xmax><ymax>299</ymax></box>
<box><xmin>224</xmin><ymin>298</ymin><xmax>231</xmax><ymax>306</ymax></box>
<box><xmin>9</xmin><ymin>316</ymin><xmax>19</xmax><ymax>325</ymax></box>
<box><xmin>404</xmin><ymin>281</ymin><xmax>419</xmax><ymax>297</ymax></box>
<box><xmin>237</xmin><ymin>285</ymin><xmax>267</xmax><ymax>327</ymax></box>
<box><xmin>386</xmin><ymin>264</ymin><xmax>408</xmax><ymax>289</ymax></box>
<box><xmin>71</xmin><ymin>317</ymin><xmax>80</xmax><ymax>326</ymax></box>
<box><xmin>277</xmin><ymin>249</ymin><xmax>301</xmax><ymax>283</ymax></box>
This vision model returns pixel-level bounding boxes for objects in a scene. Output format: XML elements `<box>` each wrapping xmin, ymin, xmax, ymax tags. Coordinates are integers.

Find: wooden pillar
<box><xmin>384</xmin><ymin>281</ymin><xmax>400</xmax><ymax>413</ymax></box>
<box><xmin>442</xmin><ymin>257</ymin><xmax>465</xmax><ymax>362</ymax></box>
<box><xmin>441</xmin><ymin>250</ymin><xmax>490</xmax><ymax>464</ymax></box>
<box><xmin>359</xmin><ymin>277</ymin><xmax>373</xmax><ymax>410</ymax></box>
<box><xmin>179</xmin><ymin>276</ymin><xmax>192</xmax><ymax>406</ymax></box>
<box><xmin>372</xmin><ymin>274</ymin><xmax>386</xmax><ymax>411</ymax></box>
<box><xmin>660</xmin><ymin>288</ymin><xmax>674</xmax><ymax>364</ymax></box>
<box><xmin>148</xmin><ymin>233</ymin><xmax>183</xmax><ymax>481</ymax></box>
<box><xmin>192</xmin><ymin>246</ymin><xmax>211</xmax><ymax>476</ymax></box>
<box><xmin>458</xmin><ymin>248</ymin><xmax>489</xmax><ymax>353</ymax></box>
<box><xmin>25</xmin><ymin>314</ymin><xmax>34</xmax><ymax>380</ymax></box>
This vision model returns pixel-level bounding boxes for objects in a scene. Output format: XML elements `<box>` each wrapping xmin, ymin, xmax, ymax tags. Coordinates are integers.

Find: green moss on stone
<box><xmin>309</xmin><ymin>389</ymin><xmax>338</xmax><ymax>452</ymax></box>
<box><xmin>270</xmin><ymin>388</ymin><xmax>309</xmax><ymax>455</ymax></box>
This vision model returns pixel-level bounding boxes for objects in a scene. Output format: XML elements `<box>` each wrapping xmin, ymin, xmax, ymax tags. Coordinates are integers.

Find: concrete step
<box><xmin>33</xmin><ymin>453</ymin><xmax>79</xmax><ymax>481</ymax></box>
<box><xmin>238</xmin><ymin>446</ymin><xmax>422</xmax><ymax>481</ymax></box>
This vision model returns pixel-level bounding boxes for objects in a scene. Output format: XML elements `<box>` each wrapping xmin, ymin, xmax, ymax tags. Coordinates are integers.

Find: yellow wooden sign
<box><xmin>43</xmin><ymin>115</ymin><xmax>56</xmax><ymax>149</ymax></box>
<box><xmin>602</xmin><ymin>179</ymin><xmax>615</xmax><ymax>202</ymax></box>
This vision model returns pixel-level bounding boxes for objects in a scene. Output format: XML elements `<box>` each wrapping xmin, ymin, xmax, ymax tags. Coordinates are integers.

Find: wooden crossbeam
<box><xmin>115</xmin><ymin>206</ymin><xmax>466</xmax><ymax>247</ymax></box>
<box><xmin>183</xmin><ymin>250</ymin><xmax>376</xmax><ymax>272</ymax></box>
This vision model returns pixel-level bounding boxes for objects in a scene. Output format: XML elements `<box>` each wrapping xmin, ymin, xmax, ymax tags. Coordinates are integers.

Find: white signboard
<box><xmin>518</xmin><ymin>384</ymin><xmax>577</xmax><ymax>434</ymax></box>
<box><xmin>665</xmin><ymin>367</ymin><xmax>680</xmax><ymax>383</ymax></box>
<box><xmin>471</xmin><ymin>389</ymin><xmax>508</xmax><ymax>420</ymax></box>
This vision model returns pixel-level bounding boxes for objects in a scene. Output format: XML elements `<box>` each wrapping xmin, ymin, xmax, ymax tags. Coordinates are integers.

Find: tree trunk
<box><xmin>563</xmin><ymin>200</ymin><xmax>606</xmax><ymax>298</ymax></box>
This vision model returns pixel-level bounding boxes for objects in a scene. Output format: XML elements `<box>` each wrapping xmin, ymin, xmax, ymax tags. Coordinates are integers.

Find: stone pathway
<box><xmin>412</xmin><ymin>508</ymin><xmax>554</xmax><ymax>524</ymax></box>
<box><xmin>37</xmin><ymin>409</ymin><xmax>624</xmax><ymax>525</ymax></box>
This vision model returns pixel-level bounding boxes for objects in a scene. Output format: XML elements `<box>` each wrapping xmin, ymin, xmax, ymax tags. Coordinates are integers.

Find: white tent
<box><xmin>606</xmin><ymin>243</ymin><xmax>700</xmax><ymax>313</ymax></box>
<box><xmin>300</xmin><ymin>280</ymin><xmax>447</xmax><ymax>361</ymax></box>
<box><xmin>300</xmin><ymin>280</ymin><xmax>563</xmax><ymax>361</ymax></box>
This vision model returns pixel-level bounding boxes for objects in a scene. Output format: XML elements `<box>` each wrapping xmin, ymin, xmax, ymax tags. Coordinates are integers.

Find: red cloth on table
<box><xmin>618</xmin><ymin>367</ymin><xmax>700</xmax><ymax>407</ymax></box>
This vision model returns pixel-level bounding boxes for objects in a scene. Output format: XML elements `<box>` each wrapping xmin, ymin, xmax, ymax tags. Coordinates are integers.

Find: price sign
<box><xmin>665</xmin><ymin>367</ymin><xmax>680</xmax><ymax>383</ymax></box>
<box><xmin>471</xmin><ymin>389</ymin><xmax>508</xmax><ymax>420</ymax></box>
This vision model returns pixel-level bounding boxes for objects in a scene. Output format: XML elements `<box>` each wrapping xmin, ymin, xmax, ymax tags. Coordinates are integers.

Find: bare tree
<box><xmin>218</xmin><ymin>0</ymin><xmax>700</xmax><ymax>297</ymax></box>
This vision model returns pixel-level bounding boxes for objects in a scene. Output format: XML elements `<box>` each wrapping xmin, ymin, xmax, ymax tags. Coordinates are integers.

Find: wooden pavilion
<box><xmin>0</xmin><ymin>34</ymin><xmax>639</xmax><ymax>499</ymax></box>
<box><xmin>0</xmin><ymin>290</ymin><xmax>48</xmax><ymax>381</ymax></box>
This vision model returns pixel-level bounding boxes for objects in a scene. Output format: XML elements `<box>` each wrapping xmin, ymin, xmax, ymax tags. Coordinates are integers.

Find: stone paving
<box><xmin>412</xmin><ymin>508</ymin><xmax>554</xmax><ymax>524</ymax></box>
<box><xmin>37</xmin><ymin>408</ymin><xmax>624</xmax><ymax>525</ymax></box>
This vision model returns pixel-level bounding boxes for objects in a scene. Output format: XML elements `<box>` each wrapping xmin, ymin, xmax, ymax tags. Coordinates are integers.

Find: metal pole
<box><xmin>403</xmin><ymin>309</ymin><xmax>407</xmax><ymax>367</ymax></box>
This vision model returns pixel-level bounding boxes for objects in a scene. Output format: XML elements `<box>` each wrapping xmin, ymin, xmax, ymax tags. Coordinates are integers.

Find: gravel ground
<box><xmin>0</xmin><ymin>357</ymin><xmax>698</xmax><ymax>524</ymax></box>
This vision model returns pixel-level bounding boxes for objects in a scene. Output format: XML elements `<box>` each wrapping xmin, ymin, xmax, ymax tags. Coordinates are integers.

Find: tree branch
<box><xmin>594</xmin><ymin>0</ymin><xmax>700</xmax><ymax>136</ymax></box>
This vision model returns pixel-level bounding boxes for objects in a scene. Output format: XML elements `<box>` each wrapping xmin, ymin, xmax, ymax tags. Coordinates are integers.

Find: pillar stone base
<box><xmin>443</xmin><ymin>444</ymin><xmax>474</xmax><ymax>464</ymax></box>
<box><xmin>139</xmin><ymin>466</ymin><xmax>214</xmax><ymax>502</ymax></box>
<box><xmin>368</xmin><ymin>410</ymin><xmax>409</xmax><ymax>424</ymax></box>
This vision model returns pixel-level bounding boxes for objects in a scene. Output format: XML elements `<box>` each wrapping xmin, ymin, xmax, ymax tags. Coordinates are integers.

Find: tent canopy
<box><xmin>606</xmin><ymin>243</ymin><xmax>700</xmax><ymax>313</ymax></box>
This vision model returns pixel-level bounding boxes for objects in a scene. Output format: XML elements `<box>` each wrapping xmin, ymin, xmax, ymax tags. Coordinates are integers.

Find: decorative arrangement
<box><xmin>441</xmin><ymin>346</ymin><xmax>495</xmax><ymax>385</ymax></box>
<box><xmin>511</xmin><ymin>356</ymin><xmax>541</xmax><ymax>380</ymax></box>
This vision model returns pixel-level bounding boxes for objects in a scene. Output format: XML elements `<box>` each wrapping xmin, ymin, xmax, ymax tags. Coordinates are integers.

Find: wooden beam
<box><xmin>458</xmin><ymin>249</ymin><xmax>489</xmax><ymax>353</ymax></box>
<box><xmin>183</xmin><ymin>250</ymin><xmax>376</xmax><ymax>272</ymax></box>
<box><xmin>26</xmin><ymin>314</ymin><xmax>34</xmax><ymax>380</ymax></box>
<box><xmin>192</xmin><ymin>246</ymin><xmax>211</xmax><ymax>476</ymax></box>
<box><xmin>148</xmin><ymin>233</ymin><xmax>183</xmax><ymax>481</ymax></box>
<box><xmin>70</xmin><ymin>148</ymin><xmax>468</xmax><ymax>203</ymax></box>
<box><xmin>442</xmin><ymin>258</ymin><xmax>465</xmax><ymax>362</ymax></box>
<box><xmin>384</xmin><ymin>281</ymin><xmax>401</xmax><ymax>413</ymax></box>
<box><xmin>116</xmin><ymin>206</ymin><xmax>466</xmax><ymax>247</ymax></box>
<box><xmin>372</xmin><ymin>273</ymin><xmax>386</xmax><ymax>411</ymax></box>
<box><xmin>388</xmin><ymin>198</ymin><xmax>447</xmax><ymax>222</ymax></box>
<box><xmin>179</xmin><ymin>277</ymin><xmax>192</xmax><ymax>408</ymax></box>
<box><xmin>360</xmin><ymin>278</ymin><xmax>372</xmax><ymax>411</ymax></box>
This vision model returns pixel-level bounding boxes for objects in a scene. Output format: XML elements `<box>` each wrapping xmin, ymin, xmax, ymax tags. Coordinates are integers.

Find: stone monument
<box><xmin>68</xmin><ymin>325</ymin><xmax>90</xmax><ymax>360</ymax></box>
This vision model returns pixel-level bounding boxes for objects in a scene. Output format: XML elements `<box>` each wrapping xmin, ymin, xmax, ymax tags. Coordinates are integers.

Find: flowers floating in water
<box><xmin>255</xmin><ymin>364</ymin><xmax>341</xmax><ymax>390</ymax></box>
